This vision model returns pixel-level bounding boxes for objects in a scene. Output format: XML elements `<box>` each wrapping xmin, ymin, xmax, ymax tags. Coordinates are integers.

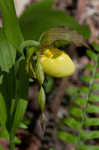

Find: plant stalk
<box><xmin>10</xmin><ymin>135</ymin><xmax>15</xmax><ymax>150</ymax></box>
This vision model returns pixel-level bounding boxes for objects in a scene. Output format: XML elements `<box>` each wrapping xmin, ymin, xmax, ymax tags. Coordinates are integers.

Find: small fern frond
<box><xmin>58</xmin><ymin>43</ymin><xmax>99</xmax><ymax>150</ymax></box>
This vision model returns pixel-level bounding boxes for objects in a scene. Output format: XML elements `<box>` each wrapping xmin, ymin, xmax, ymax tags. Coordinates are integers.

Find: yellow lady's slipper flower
<box><xmin>39</xmin><ymin>48</ymin><xmax>75</xmax><ymax>78</ymax></box>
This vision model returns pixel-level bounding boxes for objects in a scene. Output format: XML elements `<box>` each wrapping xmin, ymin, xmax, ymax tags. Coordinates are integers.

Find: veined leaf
<box><xmin>0</xmin><ymin>29</ymin><xmax>16</xmax><ymax>72</ymax></box>
<box><xmin>15</xmin><ymin>59</ymin><xmax>29</xmax><ymax>99</ymax></box>
<box><xmin>11</xmin><ymin>99</ymin><xmax>28</xmax><ymax>135</ymax></box>
<box><xmin>20</xmin><ymin>0</ymin><xmax>90</xmax><ymax>41</ymax></box>
<box><xmin>0</xmin><ymin>0</ymin><xmax>24</xmax><ymax>49</ymax></box>
<box><xmin>0</xmin><ymin>68</ymin><xmax>16</xmax><ymax>111</ymax></box>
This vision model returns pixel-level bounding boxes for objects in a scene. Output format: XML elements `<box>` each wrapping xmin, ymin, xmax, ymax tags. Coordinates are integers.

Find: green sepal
<box><xmin>35</xmin><ymin>59</ymin><xmax>45</xmax><ymax>85</ymax></box>
<box><xmin>37</xmin><ymin>86</ymin><xmax>46</xmax><ymax>113</ymax></box>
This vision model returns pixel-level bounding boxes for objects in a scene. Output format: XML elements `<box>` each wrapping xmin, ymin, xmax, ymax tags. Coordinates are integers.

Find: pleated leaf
<box><xmin>0</xmin><ymin>29</ymin><xmax>16</xmax><ymax>72</ymax></box>
<box><xmin>11</xmin><ymin>99</ymin><xmax>28</xmax><ymax>135</ymax></box>
<box><xmin>15</xmin><ymin>59</ymin><xmax>29</xmax><ymax>99</ymax></box>
<box><xmin>0</xmin><ymin>0</ymin><xmax>24</xmax><ymax>49</ymax></box>
<box><xmin>20</xmin><ymin>0</ymin><xmax>90</xmax><ymax>41</ymax></box>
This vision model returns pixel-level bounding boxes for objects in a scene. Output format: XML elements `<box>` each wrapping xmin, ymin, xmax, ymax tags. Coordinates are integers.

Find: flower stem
<box><xmin>10</xmin><ymin>135</ymin><xmax>15</xmax><ymax>150</ymax></box>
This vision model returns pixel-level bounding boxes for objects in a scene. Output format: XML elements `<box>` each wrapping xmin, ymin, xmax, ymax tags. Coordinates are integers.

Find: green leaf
<box><xmin>85</xmin><ymin>117</ymin><xmax>99</xmax><ymax>126</ymax></box>
<box><xmin>19</xmin><ymin>122</ymin><xmax>28</xmax><ymax>129</ymax></box>
<box><xmin>79</xmin><ymin>145</ymin><xmax>99</xmax><ymax>150</ymax></box>
<box><xmin>43</xmin><ymin>76</ymin><xmax>55</xmax><ymax>94</ymax></box>
<box><xmin>86</xmin><ymin>104</ymin><xmax>99</xmax><ymax>113</ymax></box>
<box><xmin>15</xmin><ymin>137</ymin><xmax>21</xmax><ymax>144</ymax></box>
<box><xmin>40</xmin><ymin>27</ymin><xmax>88</xmax><ymax>48</ymax></box>
<box><xmin>87</xmin><ymin>50</ymin><xmax>98</xmax><ymax>62</ymax></box>
<box><xmin>80</xmin><ymin>130</ymin><xmax>99</xmax><ymax>140</ymax></box>
<box><xmin>0</xmin><ymin>93</ymin><xmax>7</xmax><ymax>126</ymax></box>
<box><xmin>63</xmin><ymin>117</ymin><xmax>81</xmax><ymax>130</ymax></box>
<box><xmin>91</xmin><ymin>83</ymin><xmax>99</xmax><ymax>91</ymax></box>
<box><xmin>89</xmin><ymin>94</ymin><xmax>99</xmax><ymax>102</ymax></box>
<box><xmin>11</xmin><ymin>99</ymin><xmax>28</xmax><ymax>135</ymax></box>
<box><xmin>73</xmin><ymin>97</ymin><xmax>86</xmax><ymax>106</ymax></box>
<box><xmin>0</xmin><ymin>0</ymin><xmax>24</xmax><ymax>49</ymax></box>
<box><xmin>57</xmin><ymin>131</ymin><xmax>77</xmax><ymax>145</ymax></box>
<box><xmin>85</xmin><ymin>64</ymin><xmax>94</xmax><ymax>72</ymax></box>
<box><xmin>0</xmin><ymin>68</ymin><xmax>16</xmax><ymax>111</ymax></box>
<box><xmin>69</xmin><ymin>107</ymin><xmax>83</xmax><ymax>118</ymax></box>
<box><xmin>81</xmin><ymin>75</ymin><xmax>92</xmax><ymax>83</ymax></box>
<box><xmin>0</xmin><ymin>146</ymin><xmax>5</xmax><ymax>150</ymax></box>
<box><xmin>92</xmin><ymin>42</ymin><xmax>99</xmax><ymax>52</ymax></box>
<box><xmin>79</xmin><ymin>86</ymin><xmax>89</xmax><ymax>94</ymax></box>
<box><xmin>37</xmin><ymin>86</ymin><xmax>46</xmax><ymax>113</ymax></box>
<box><xmin>15</xmin><ymin>59</ymin><xmax>29</xmax><ymax>99</ymax></box>
<box><xmin>20</xmin><ymin>0</ymin><xmax>90</xmax><ymax>41</ymax></box>
<box><xmin>0</xmin><ymin>75</ymin><xmax>3</xmax><ymax>85</ymax></box>
<box><xmin>0</xmin><ymin>127</ymin><xmax>9</xmax><ymax>139</ymax></box>
<box><xmin>66</xmin><ymin>86</ymin><xmax>78</xmax><ymax>97</ymax></box>
<box><xmin>0</xmin><ymin>29</ymin><xmax>16</xmax><ymax>72</ymax></box>
<box><xmin>95</xmin><ymin>72</ymin><xmax>99</xmax><ymax>79</ymax></box>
